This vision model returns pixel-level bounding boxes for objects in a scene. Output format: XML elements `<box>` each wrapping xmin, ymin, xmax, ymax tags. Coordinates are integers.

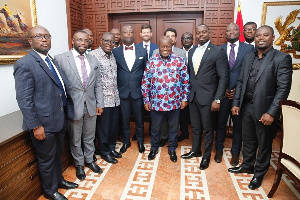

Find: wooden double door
<box><xmin>109</xmin><ymin>12</ymin><xmax>203</xmax><ymax>48</ymax></box>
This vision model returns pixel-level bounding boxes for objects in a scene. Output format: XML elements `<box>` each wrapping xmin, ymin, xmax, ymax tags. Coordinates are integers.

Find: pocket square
<box><xmin>139</xmin><ymin>57</ymin><xmax>143</xmax><ymax>59</ymax></box>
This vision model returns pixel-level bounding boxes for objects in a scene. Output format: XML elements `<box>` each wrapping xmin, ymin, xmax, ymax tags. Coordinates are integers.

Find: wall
<box><xmin>0</xmin><ymin>0</ymin><xmax>69</xmax><ymax>117</ymax></box>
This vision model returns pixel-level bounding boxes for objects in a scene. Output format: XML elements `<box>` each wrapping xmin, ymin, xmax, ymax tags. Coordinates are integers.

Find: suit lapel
<box><xmin>85</xmin><ymin>54</ymin><xmax>95</xmax><ymax>87</ymax></box>
<box><xmin>131</xmin><ymin>45</ymin><xmax>139</xmax><ymax>71</ymax></box>
<box><xmin>233</xmin><ymin>43</ymin><xmax>244</xmax><ymax>70</ymax></box>
<box><xmin>66</xmin><ymin>51</ymin><xmax>84</xmax><ymax>88</ymax></box>
<box><xmin>198</xmin><ymin>43</ymin><xmax>213</xmax><ymax>71</ymax></box>
<box><xmin>188</xmin><ymin>47</ymin><xmax>197</xmax><ymax>77</ymax></box>
<box><xmin>255</xmin><ymin>48</ymin><xmax>276</xmax><ymax>82</ymax></box>
<box><xmin>118</xmin><ymin>46</ymin><xmax>130</xmax><ymax>72</ymax></box>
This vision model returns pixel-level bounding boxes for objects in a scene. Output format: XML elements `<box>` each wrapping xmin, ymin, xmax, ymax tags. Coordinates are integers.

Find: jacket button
<box><xmin>61</xmin><ymin>107</ymin><xmax>63</xmax><ymax>111</ymax></box>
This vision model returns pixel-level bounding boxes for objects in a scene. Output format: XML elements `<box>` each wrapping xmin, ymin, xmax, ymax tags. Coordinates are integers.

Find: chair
<box><xmin>268</xmin><ymin>100</ymin><xmax>300</xmax><ymax>198</ymax></box>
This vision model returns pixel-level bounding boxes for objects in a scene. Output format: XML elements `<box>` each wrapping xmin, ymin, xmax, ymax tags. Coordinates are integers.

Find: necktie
<box><xmin>229</xmin><ymin>44</ymin><xmax>236</xmax><ymax>69</ymax></box>
<box><xmin>45</xmin><ymin>56</ymin><xmax>67</xmax><ymax>106</ymax></box>
<box><xmin>125</xmin><ymin>46</ymin><xmax>133</xmax><ymax>50</ymax></box>
<box><xmin>144</xmin><ymin>44</ymin><xmax>149</xmax><ymax>58</ymax></box>
<box><xmin>79</xmin><ymin>55</ymin><xmax>88</xmax><ymax>88</ymax></box>
<box><xmin>194</xmin><ymin>46</ymin><xmax>204</xmax><ymax>75</ymax></box>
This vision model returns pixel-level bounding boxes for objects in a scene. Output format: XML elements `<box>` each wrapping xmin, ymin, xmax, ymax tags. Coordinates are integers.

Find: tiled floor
<box><xmin>38</xmin><ymin>122</ymin><xmax>300</xmax><ymax>200</ymax></box>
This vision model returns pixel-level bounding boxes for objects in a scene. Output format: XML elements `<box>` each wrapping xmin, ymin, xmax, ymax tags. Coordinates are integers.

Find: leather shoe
<box><xmin>248</xmin><ymin>176</ymin><xmax>263</xmax><ymax>190</ymax></box>
<box><xmin>44</xmin><ymin>191</ymin><xmax>67</xmax><ymax>200</ymax></box>
<box><xmin>101</xmin><ymin>154</ymin><xmax>118</xmax><ymax>164</ymax></box>
<box><xmin>132</xmin><ymin>134</ymin><xmax>137</xmax><ymax>141</ymax></box>
<box><xmin>76</xmin><ymin>165</ymin><xmax>86</xmax><ymax>180</ymax></box>
<box><xmin>214</xmin><ymin>151</ymin><xmax>223</xmax><ymax>163</ymax></box>
<box><xmin>230</xmin><ymin>155</ymin><xmax>240</xmax><ymax>166</ymax></box>
<box><xmin>168</xmin><ymin>151</ymin><xmax>177</xmax><ymax>162</ymax></box>
<box><xmin>228</xmin><ymin>165</ymin><xmax>254</xmax><ymax>174</ymax></box>
<box><xmin>200</xmin><ymin>158</ymin><xmax>210</xmax><ymax>170</ymax></box>
<box><xmin>138</xmin><ymin>143</ymin><xmax>145</xmax><ymax>153</ymax></box>
<box><xmin>181</xmin><ymin>151</ymin><xmax>202</xmax><ymax>159</ymax></box>
<box><xmin>119</xmin><ymin>142</ymin><xmax>131</xmax><ymax>154</ymax></box>
<box><xmin>86</xmin><ymin>161</ymin><xmax>103</xmax><ymax>173</ymax></box>
<box><xmin>93</xmin><ymin>155</ymin><xmax>97</xmax><ymax>162</ymax></box>
<box><xmin>177</xmin><ymin>133</ymin><xmax>189</xmax><ymax>142</ymax></box>
<box><xmin>158</xmin><ymin>139</ymin><xmax>168</xmax><ymax>147</ymax></box>
<box><xmin>58</xmin><ymin>179</ymin><xmax>78</xmax><ymax>189</ymax></box>
<box><xmin>148</xmin><ymin>150</ymin><xmax>158</xmax><ymax>160</ymax></box>
<box><xmin>111</xmin><ymin>150</ymin><xmax>122</xmax><ymax>158</ymax></box>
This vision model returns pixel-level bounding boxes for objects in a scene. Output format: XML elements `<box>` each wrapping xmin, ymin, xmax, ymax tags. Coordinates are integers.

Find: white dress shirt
<box><xmin>192</xmin><ymin>41</ymin><xmax>210</xmax><ymax>66</ymax></box>
<box><xmin>72</xmin><ymin>49</ymin><xmax>91</xmax><ymax>83</ymax></box>
<box><xmin>123</xmin><ymin>44</ymin><xmax>136</xmax><ymax>71</ymax></box>
<box><xmin>226</xmin><ymin>41</ymin><xmax>239</xmax><ymax>60</ymax></box>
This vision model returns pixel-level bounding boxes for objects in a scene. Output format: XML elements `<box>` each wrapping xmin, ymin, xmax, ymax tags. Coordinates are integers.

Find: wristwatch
<box><xmin>214</xmin><ymin>99</ymin><xmax>221</xmax><ymax>104</ymax></box>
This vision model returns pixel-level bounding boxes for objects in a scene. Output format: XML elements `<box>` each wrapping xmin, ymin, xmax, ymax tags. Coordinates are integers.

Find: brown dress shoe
<box><xmin>214</xmin><ymin>151</ymin><xmax>223</xmax><ymax>163</ymax></box>
<box><xmin>230</xmin><ymin>155</ymin><xmax>240</xmax><ymax>166</ymax></box>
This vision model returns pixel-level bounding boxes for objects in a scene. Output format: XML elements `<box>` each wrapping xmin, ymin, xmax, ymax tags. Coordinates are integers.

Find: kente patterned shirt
<box><xmin>90</xmin><ymin>47</ymin><xmax>120</xmax><ymax>108</ymax></box>
<box><xmin>141</xmin><ymin>52</ymin><xmax>190</xmax><ymax>111</ymax></box>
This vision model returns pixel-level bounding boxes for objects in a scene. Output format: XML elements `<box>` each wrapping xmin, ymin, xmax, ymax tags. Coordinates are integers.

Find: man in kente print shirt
<box><xmin>141</xmin><ymin>36</ymin><xmax>190</xmax><ymax>163</ymax></box>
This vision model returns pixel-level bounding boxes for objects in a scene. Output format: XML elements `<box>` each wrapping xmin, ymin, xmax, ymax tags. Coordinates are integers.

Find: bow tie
<box><xmin>125</xmin><ymin>46</ymin><xmax>133</xmax><ymax>50</ymax></box>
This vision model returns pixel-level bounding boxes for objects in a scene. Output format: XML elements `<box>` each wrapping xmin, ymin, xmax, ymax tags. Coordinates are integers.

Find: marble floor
<box><xmin>38</xmin><ymin>122</ymin><xmax>300</xmax><ymax>200</ymax></box>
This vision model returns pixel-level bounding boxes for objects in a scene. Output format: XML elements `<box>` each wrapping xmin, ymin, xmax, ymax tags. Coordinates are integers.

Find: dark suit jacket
<box><xmin>188</xmin><ymin>42</ymin><xmax>229</xmax><ymax>105</ymax></box>
<box><xmin>136</xmin><ymin>42</ymin><xmax>158</xmax><ymax>58</ymax></box>
<box><xmin>233</xmin><ymin>47</ymin><xmax>293</xmax><ymax>119</ymax></box>
<box><xmin>14</xmin><ymin>49</ymin><xmax>72</xmax><ymax>132</ymax></box>
<box><xmin>221</xmin><ymin>42</ymin><xmax>254</xmax><ymax>90</ymax></box>
<box><xmin>112</xmin><ymin>44</ymin><xmax>148</xmax><ymax>99</ymax></box>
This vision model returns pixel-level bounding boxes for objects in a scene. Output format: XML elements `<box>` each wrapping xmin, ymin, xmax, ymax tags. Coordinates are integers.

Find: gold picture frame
<box><xmin>261</xmin><ymin>1</ymin><xmax>300</xmax><ymax>70</ymax></box>
<box><xmin>0</xmin><ymin>0</ymin><xmax>37</xmax><ymax>65</ymax></box>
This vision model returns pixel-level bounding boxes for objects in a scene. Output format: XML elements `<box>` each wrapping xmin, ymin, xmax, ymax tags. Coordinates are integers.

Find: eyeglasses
<box><xmin>244</xmin><ymin>28</ymin><xmax>256</xmax><ymax>32</ymax></box>
<box><xmin>30</xmin><ymin>34</ymin><xmax>51</xmax><ymax>40</ymax></box>
<box><xmin>75</xmin><ymin>38</ymin><xmax>91</xmax><ymax>43</ymax></box>
<box><xmin>102</xmin><ymin>39</ymin><xmax>115</xmax><ymax>45</ymax></box>
<box><xmin>182</xmin><ymin>37</ymin><xmax>193</xmax><ymax>41</ymax></box>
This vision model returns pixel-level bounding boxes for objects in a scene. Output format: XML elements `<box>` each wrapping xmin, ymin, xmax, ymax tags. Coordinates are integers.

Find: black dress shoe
<box><xmin>76</xmin><ymin>165</ymin><xmax>86</xmax><ymax>180</ymax></box>
<box><xmin>181</xmin><ymin>151</ymin><xmax>202</xmax><ymax>159</ymax></box>
<box><xmin>101</xmin><ymin>154</ymin><xmax>118</xmax><ymax>164</ymax></box>
<box><xmin>230</xmin><ymin>155</ymin><xmax>240</xmax><ymax>166</ymax></box>
<box><xmin>132</xmin><ymin>134</ymin><xmax>137</xmax><ymax>141</ymax></box>
<box><xmin>228</xmin><ymin>165</ymin><xmax>254</xmax><ymax>174</ymax></box>
<box><xmin>200</xmin><ymin>158</ymin><xmax>210</xmax><ymax>170</ymax></box>
<box><xmin>86</xmin><ymin>161</ymin><xmax>103</xmax><ymax>173</ymax></box>
<box><xmin>158</xmin><ymin>139</ymin><xmax>168</xmax><ymax>147</ymax></box>
<box><xmin>119</xmin><ymin>142</ymin><xmax>131</xmax><ymax>154</ymax></box>
<box><xmin>138</xmin><ymin>143</ymin><xmax>145</xmax><ymax>153</ymax></box>
<box><xmin>177</xmin><ymin>133</ymin><xmax>189</xmax><ymax>142</ymax></box>
<box><xmin>248</xmin><ymin>177</ymin><xmax>263</xmax><ymax>190</ymax></box>
<box><xmin>214</xmin><ymin>151</ymin><xmax>223</xmax><ymax>163</ymax></box>
<box><xmin>168</xmin><ymin>151</ymin><xmax>177</xmax><ymax>162</ymax></box>
<box><xmin>44</xmin><ymin>191</ymin><xmax>67</xmax><ymax>200</ymax></box>
<box><xmin>93</xmin><ymin>155</ymin><xmax>97</xmax><ymax>162</ymax></box>
<box><xmin>58</xmin><ymin>179</ymin><xmax>78</xmax><ymax>189</ymax></box>
<box><xmin>148</xmin><ymin>150</ymin><xmax>158</xmax><ymax>160</ymax></box>
<box><xmin>111</xmin><ymin>150</ymin><xmax>122</xmax><ymax>158</ymax></box>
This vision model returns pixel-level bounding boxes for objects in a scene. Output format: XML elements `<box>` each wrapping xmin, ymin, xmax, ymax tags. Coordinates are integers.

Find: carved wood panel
<box><xmin>66</xmin><ymin>0</ymin><xmax>234</xmax><ymax>48</ymax></box>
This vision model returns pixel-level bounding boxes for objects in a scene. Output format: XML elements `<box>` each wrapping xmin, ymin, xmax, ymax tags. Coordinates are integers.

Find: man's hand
<box><xmin>97</xmin><ymin>107</ymin><xmax>103</xmax><ymax>116</ymax></box>
<box><xmin>33</xmin><ymin>126</ymin><xmax>46</xmax><ymax>140</ymax></box>
<box><xmin>259</xmin><ymin>113</ymin><xmax>274</xmax><ymax>125</ymax></box>
<box><xmin>232</xmin><ymin>106</ymin><xmax>239</xmax><ymax>115</ymax></box>
<box><xmin>225</xmin><ymin>89</ymin><xmax>235</xmax><ymax>100</ymax></box>
<box><xmin>144</xmin><ymin>103</ymin><xmax>151</xmax><ymax>111</ymax></box>
<box><xmin>181</xmin><ymin>101</ymin><xmax>188</xmax><ymax>109</ymax></box>
<box><xmin>211</xmin><ymin>101</ymin><xmax>220</xmax><ymax>111</ymax></box>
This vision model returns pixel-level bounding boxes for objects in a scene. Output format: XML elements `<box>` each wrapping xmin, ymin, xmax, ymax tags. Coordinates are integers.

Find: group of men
<box><xmin>14</xmin><ymin>20</ymin><xmax>292</xmax><ymax>200</ymax></box>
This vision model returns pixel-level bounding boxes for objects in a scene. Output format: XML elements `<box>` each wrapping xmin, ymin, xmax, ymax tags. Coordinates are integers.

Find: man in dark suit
<box><xmin>228</xmin><ymin>25</ymin><xmax>293</xmax><ymax>190</ymax></box>
<box><xmin>54</xmin><ymin>31</ymin><xmax>104</xmax><ymax>181</ymax></box>
<box><xmin>14</xmin><ymin>25</ymin><xmax>78</xmax><ymax>200</ymax></box>
<box><xmin>181</xmin><ymin>24</ymin><xmax>228</xmax><ymax>170</ymax></box>
<box><xmin>136</xmin><ymin>24</ymin><xmax>158</xmax><ymax>59</ymax></box>
<box><xmin>214</xmin><ymin>23</ymin><xmax>254</xmax><ymax>166</ymax></box>
<box><xmin>112</xmin><ymin>25</ymin><xmax>148</xmax><ymax>154</ymax></box>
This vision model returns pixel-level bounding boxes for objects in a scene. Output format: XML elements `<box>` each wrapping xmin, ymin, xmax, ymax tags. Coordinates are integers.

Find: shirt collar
<box><xmin>143</xmin><ymin>41</ymin><xmax>150</xmax><ymax>46</ymax></box>
<box><xmin>254</xmin><ymin>46</ymin><xmax>273</xmax><ymax>58</ymax></box>
<box><xmin>33</xmin><ymin>49</ymin><xmax>48</xmax><ymax>61</ymax></box>
<box><xmin>197</xmin><ymin>40</ymin><xmax>210</xmax><ymax>48</ymax></box>
<box><xmin>227</xmin><ymin>40</ymin><xmax>239</xmax><ymax>48</ymax></box>
<box><xmin>72</xmin><ymin>48</ymin><xmax>86</xmax><ymax>58</ymax></box>
<box><xmin>123</xmin><ymin>44</ymin><xmax>135</xmax><ymax>50</ymax></box>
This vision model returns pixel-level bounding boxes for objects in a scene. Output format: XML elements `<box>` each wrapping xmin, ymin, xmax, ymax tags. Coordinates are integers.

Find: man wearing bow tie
<box><xmin>112</xmin><ymin>25</ymin><xmax>148</xmax><ymax>154</ymax></box>
<box><xmin>181</xmin><ymin>24</ymin><xmax>228</xmax><ymax>170</ymax></box>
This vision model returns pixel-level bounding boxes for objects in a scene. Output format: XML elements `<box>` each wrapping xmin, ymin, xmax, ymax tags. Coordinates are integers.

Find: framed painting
<box><xmin>0</xmin><ymin>0</ymin><xmax>37</xmax><ymax>65</ymax></box>
<box><xmin>261</xmin><ymin>1</ymin><xmax>300</xmax><ymax>70</ymax></box>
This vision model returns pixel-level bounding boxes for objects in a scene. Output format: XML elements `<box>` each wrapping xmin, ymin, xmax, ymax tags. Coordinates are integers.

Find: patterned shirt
<box><xmin>141</xmin><ymin>53</ymin><xmax>190</xmax><ymax>111</ymax></box>
<box><xmin>90</xmin><ymin>47</ymin><xmax>120</xmax><ymax>107</ymax></box>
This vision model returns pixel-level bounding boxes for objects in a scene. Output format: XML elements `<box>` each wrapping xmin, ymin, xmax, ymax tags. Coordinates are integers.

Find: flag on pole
<box><xmin>236</xmin><ymin>1</ymin><xmax>245</xmax><ymax>42</ymax></box>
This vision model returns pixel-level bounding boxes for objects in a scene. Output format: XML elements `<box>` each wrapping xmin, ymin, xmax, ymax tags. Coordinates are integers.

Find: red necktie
<box><xmin>125</xmin><ymin>46</ymin><xmax>133</xmax><ymax>50</ymax></box>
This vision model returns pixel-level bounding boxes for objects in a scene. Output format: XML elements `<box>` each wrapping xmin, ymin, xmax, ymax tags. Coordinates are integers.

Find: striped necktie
<box><xmin>229</xmin><ymin>44</ymin><xmax>236</xmax><ymax>69</ymax></box>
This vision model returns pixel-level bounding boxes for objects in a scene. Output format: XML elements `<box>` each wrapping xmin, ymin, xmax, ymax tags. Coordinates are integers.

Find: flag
<box><xmin>236</xmin><ymin>1</ymin><xmax>245</xmax><ymax>42</ymax></box>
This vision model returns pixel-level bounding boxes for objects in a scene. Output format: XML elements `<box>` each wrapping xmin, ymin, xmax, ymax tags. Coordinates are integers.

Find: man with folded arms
<box><xmin>142</xmin><ymin>36</ymin><xmax>189</xmax><ymax>162</ymax></box>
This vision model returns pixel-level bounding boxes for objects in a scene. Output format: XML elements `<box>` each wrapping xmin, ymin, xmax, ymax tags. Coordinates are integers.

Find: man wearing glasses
<box><xmin>14</xmin><ymin>25</ymin><xmax>78</xmax><ymax>200</ymax></box>
<box><xmin>90</xmin><ymin>33</ymin><xmax>122</xmax><ymax>164</ymax></box>
<box><xmin>243</xmin><ymin>22</ymin><xmax>257</xmax><ymax>46</ymax></box>
<box><xmin>54</xmin><ymin>30</ymin><xmax>104</xmax><ymax>181</ymax></box>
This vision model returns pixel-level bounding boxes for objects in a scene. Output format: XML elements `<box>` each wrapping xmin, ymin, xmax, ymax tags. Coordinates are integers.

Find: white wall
<box><xmin>0</xmin><ymin>0</ymin><xmax>69</xmax><ymax>117</ymax></box>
